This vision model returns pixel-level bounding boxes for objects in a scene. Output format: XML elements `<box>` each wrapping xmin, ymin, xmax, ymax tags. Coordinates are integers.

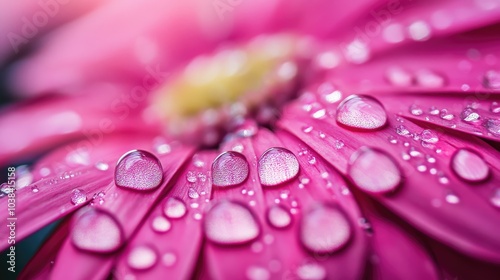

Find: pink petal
<box><xmin>0</xmin><ymin>88</ymin><xmax>154</xmax><ymax>166</ymax></box>
<box><xmin>279</xmin><ymin>93</ymin><xmax>500</xmax><ymax>262</ymax></box>
<box><xmin>0</xmin><ymin>0</ymin><xmax>106</xmax><ymax>64</ymax></box>
<box><xmin>360</xmin><ymin>198</ymin><xmax>440</xmax><ymax>280</ymax></box>
<box><xmin>18</xmin><ymin>219</ymin><xmax>71</xmax><ymax>280</ymax></box>
<box><xmin>203</xmin><ymin>128</ymin><xmax>369</xmax><ymax>279</ymax></box>
<box><xmin>113</xmin><ymin>151</ymin><xmax>215</xmax><ymax>279</ymax></box>
<box><xmin>48</xmin><ymin>144</ymin><xmax>195</xmax><ymax>279</ymax></box>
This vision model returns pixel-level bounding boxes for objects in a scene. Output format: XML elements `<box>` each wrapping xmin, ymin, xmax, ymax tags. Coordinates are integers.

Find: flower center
<box><xmin>148</xmin><ymin>35</ymin><xmax>312</xmax><ymax>145</ymax></box>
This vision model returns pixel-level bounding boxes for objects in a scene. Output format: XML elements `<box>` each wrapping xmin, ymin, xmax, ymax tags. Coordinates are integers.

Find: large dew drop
<box><xmin>267</xmin><ymin>205</ymin><xmax>292</xmax><ymax>229</ymax></box>
<box><xmin>204</xmin><ymin>201</ymin><xmax>260</xmax><ymax>245</ymax></box>
<box><xmin>127</xmin><ymin>245</ymin><xmax>158</xmax><ymax>270</ymax></box>
<box><xmin>300</xmin><ymin>205</ymin><xmax>351</xmax><ymax>253</ymax></box>
<box><xmin>451</xmin><ymin>149</ymin><xmax>490</xmax><ymax>182</ymax></box>
<box><xmin>114</xmin><ymin>150</ymin><xmax>163</xmax><ymax>190</ymax></box>
<box><xmin>163</xmin><ymin>197</ymin><xmax>187</xmax><ymax>219</ymax></box>
<box><xmin>336</xmin><ymin>95</ymin><xmax>387</xmax><ymax>130</ymax></box>
<box><xmin>258</xmin><ymin>147</ymin><xmax>299</xmax><ymax>186</ymax></box>
<box><xmin>348</xmin><ymin>147</ymin><xmax>401</xmax><ymax>193</ymax></box>
<box><xmin>212</xmin><ymin>151</ymin><xmax>249</xmax><ymax>187</ymax></box>
<box><xmin>71</xmin><ymin>208</ymin><xmax>124</xmax><ymax>253</ymax></box>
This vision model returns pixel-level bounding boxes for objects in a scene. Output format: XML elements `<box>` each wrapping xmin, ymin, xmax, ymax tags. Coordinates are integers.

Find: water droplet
<box><xmin>127</xmin><ymin>245</ymin><xmax>157</xmax><ymax>270</ymax></box>
<box><xmin>267</xmin><ymin>205</ymin><xmax>292</xmax><ymax>229</ymax></box>
<box><xmin>246</xmin><ymin>266</ymin><xmax>271</xmax><ymax>280</ymax></box>
<box><xmin>461</xmin><ymin>108</ymin><xmax>481</xmax><ymax>122</ymax></box>
<box><xmin>386</xmin><ymin>67</ymin><xmax>412</xmax><ymax>87</ymax></box>
<box><xmin>396</xmin><ymin>125</ymin><xmax>410</xmax><ymax>136</ymax></box>
<box><xmin>296</xmin><ymin>263</ymin><xmax>327</xmax><ymax>280</ymax></box>
<box><xmin>258</xmin><ymin>147</ymin><xmax>299</xmax><ymax>186</ymax></box>
<box><xmin>344</xmin><ymin>39</ymin><xmax>370</xmax><ymax>64</ymax></box>
<box><xmin>421</xmin><ymin>129</ymin><xmax>439</xmax><ymax>143</ymax></box>
<box><xmin>415</xmin><ymin>70</ymin><xmax>445</xmax><ymax>88</ymax></box>
<box><xmin>163</xmin><ymin>197</ymin><xmax>187</xmax><ymax>218</ymax></box>
<box><xmin>410</xmin><ymin>104</ymin><xmax>423</xmax><ymax>116</ymax></box>
<box><xmin>95</xmin><ymin>162</ymin><xmax>109</xmax><ymax>171</ymax></box>
<box><xmin>31</xmin><ymin>185</ymin><xmax>39</xmax><ymax>193</ymax></box>
<box><xmin>71</xmin><ymin>208</ymin><xmax>123</xmax><ymax>253</ymax></box>
<box><xmin>451</xmin><ymin>149</ymin><xmax>490</xmax><ymax>182</ymax></box>
<box><xmin>483</xmin><ymin>70</ymin><xmax>500</xmax><ymax>89</ymax></box>
<box><xmin>204</xmin><ymin>201</ymin><xmax>260</xmax><ymax>245</ymax></box>
<box><xmin>162</xmin><ymin>252</ymin><xmax>177</xmax><ymax>267</ymax></box>
<box><xmin>70</xmin><ymin>189</ymin><xmax>87</xmax><ymax>205</ymax></box>
<box><xmin>491</xmin><ymin>102</ymin><xmax>500</xmax><ymax>113</ymax></box>
<box><xmin>336</xmin><ymin>95</ymin><xmax>387</xmax><ymax>130</ymax></box>
<box><xmin>312</xmin><ymin>108</ymin><xmax>326</xmax><ymax>119</ymax></box>
<box><xmin>188</xmin><ymin>187</ymin><xmax>200</xmax><ymax>199</ymax></box>
<box><xmin>300</xmin><ymin>205</ymin><xmax>351</xmax><ymax>253</ymax></box>
<box><xmin>151</xmin><ymin>216</ymin><xmax>171</xmax><ymax>233</ymax></box>
<box><xmin>429</xmin><ymin>107</ymin><xmax>440</xmax><ymax>115</ymax></box>
<box><xmin>302</xmin><ymin>126</ymin><xmax>313</xmax><ymax>133</ymax></box>
<box><xmin>212</xmin><ymin>151</ymin><xmax>249</xmax><ymax>187</ymax></box>
<box><xmin>490</xmin><ymin>189</ymin><xmax>500</xmax><ymax>208</ymax></box>
<box><xmin>485</xmin><ymin>118</ymin><xmax>500</xmax><ymax>136</ymax></box>
<box><xmin>445</xmin><ymin>193</ymin><xmax>460</xmax><ymax>204</ymax></box>
<box><xmin>114</xmin><ymin>150</ymin><xmax>163</xmax><ymax>191</ymax></box>
<box><xmin>408</xmin><ymin>21</ymin><xmax>432</xmax><ymax>41</ymax></box>
<box><xmin>186</xmin><ymin>171</ymin><xmax>197</xmax><ymax>183</ymax></box>
<box><xmin>349</xmin><ymin>148</ymin><xmax>401</xmax><ymax>193</ymax></box>
<box><xmin>334</xmin><ymin>140</ymin><xmax>345</xmax><ymax>150</ymax></box>
<box><xmin>440</xmin><ymin>109</ymin><xmax>454</xmax><ymax>120</ymax></box>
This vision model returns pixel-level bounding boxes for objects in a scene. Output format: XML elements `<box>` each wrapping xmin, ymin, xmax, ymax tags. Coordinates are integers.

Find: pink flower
<box><xmin>1</xmin><ymin>0</ymin><xmax>500</xmax><ymax>279</ymax></box>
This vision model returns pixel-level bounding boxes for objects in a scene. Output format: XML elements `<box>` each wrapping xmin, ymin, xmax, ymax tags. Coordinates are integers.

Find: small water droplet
<box><xmin>410</xmin><ymin>104</ymin><xmax>423</xmax><ymax>116</ymax></box>
<box><xmin>31</xmin><ymin>185</ymin><xmax>39</xmax><ymax>193</ymax></box>
<box><xmin>302</xmin><ymin>126</ymin><xmax>313</xmax><ymax>133</ymax></box>
<box><xmin>300</xmin><ymin>205</ymin><xmax>351</xmax><ymax>253</ymax></box>
<box><xmin>415</xmin><ymin>70</ymin><xmax>445</xmax><ymax>88</ymax></box>
<box><xmin>204</xmin><ymin>201</ymin><xmax>260</xmax><ymax>245</ymax></box>
<box><xmin>212</xmin><ymin>151</ymin><xmax>249</xmax><ymax>187</ymax></box>
<box><xmin>163</xmin><ymin>197</ymin><xmax>187</xmax><ymax>218</ymax></box>
<box><xmin>490</xmin><ymin>189</ymin><xmax>500</xmax><ymax>208</ymax></box>
<box><xmin>408</xmin><ymin>21</ymin><xmax>432</xmax><ymax>41</ymax></box>
<box><xmin>149</xmin><ymin>214</ymin><xmax>171</xmax><ymax>233</ymax></box>
<box><xmin>71</xmin><ymin>208</ymin><xmax>123</xmax><ymax>253</ymax></box>
<box><xmin>336</xmin><ymin>95</ymin><xmax>387</xmax><ymax>130</ymax></box>
<box><xmin>296</xmin><ymin>263</ymin><xmax>327</xmax><ymax>280</ymax></box>
<box><xmin>421</xmin><ymin>129</ymin><xmax>439</xmax><ymax>143</ymax></box>
<box><xmin>258</xmin><ymin>147</ymin><xmax>300</xmax><ymax>186</ymax></box>
<box><xmin>451</xmin><ymin>149</ymin><xmax>490</xmax><ymax>182</ymax></box>
<box><xmin>186</xmin><ymin>171</ymin><xmax>197</xmax><ymax>183</ymax></box>
<box><xmin>70</xmin><ymin>189</ymin><xmax>87</xmax><ymax>205</ymax></box>
<box><xmin>246</xmin><ymin>266</ymin><xmax>270</xmax><ymax>280</ymax></box>
<box><xmin>162</xmin><ymin>252</ymin><xmax>177</xmax><ymax>267</ymax></box>
<box><xmin>485</xmin><ymin>118</ymin><xmax>500</xmax><ymax>136</ymax></box>
<box><xmin>396</xmin><ymin>125</ymin><xmax>411</xmax><ymax>136</ymax></box>
<box><xmin>386</xmin><ymin>67</ymin><xmax>412</xmax><ymax>87</ymax></box>
<box><xmin>483</xmin><ymin>70</ymin><xmax>500</xmax><ymax>89</ymax></box>
<box><xmin>445</xmin><ymin>193</ymin><xmax>460</xmax><ymax>204</ymax></box>
<box><xmin>188</xmin><ymin>187</ymin><xmax>200</xmax><ymax>199</ymax></box>
<box><xmin>114</xmin><ymin>150</ymin><xmax>163</xmax><ymax>191</ymax></box>
<box><xmin>127</xmin><ymin>245</ymin><xmax>157</xmax><ymax>270</ymax></box>
<box><xmin>440</xmin><ymin>109</ymin><xmax>454</xmax><ymax>120</ymax></box>
<box><xmin>491</xmin><ymin>102</ymin><xmax>500</xmax><ymax>113</ymax></box>
<box><xmin>312</xmin><ymin>109</ymin><xmax>326</xmax><ymax>119</ymax></box>
<box><xmin>429</xmin><ymin>107</ymin><xmax>440</xmax><ymax>115</ymax></box>
<box><xmin>461</xmin><ymin>108</ymin><xmax>481</xmax><ymax>122</ymax></box>
<box><xmin>95</xmin><ymin>162</ymin><xmax>109</xmax><ymax>171</ymax></box>
<box><xmin>349</xmin><ymin>148</ymin><xmax>401</xmax><ymax>193</ymax></box>
<box><xmin>335</xmin><ymin>140</ymin><xmax>345</xmax><ymax>149</ymax></box>
<box><xmin>267</xmin><ymin>205</ymin><xmax>292</xmax><ymax>229</ymax></box>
